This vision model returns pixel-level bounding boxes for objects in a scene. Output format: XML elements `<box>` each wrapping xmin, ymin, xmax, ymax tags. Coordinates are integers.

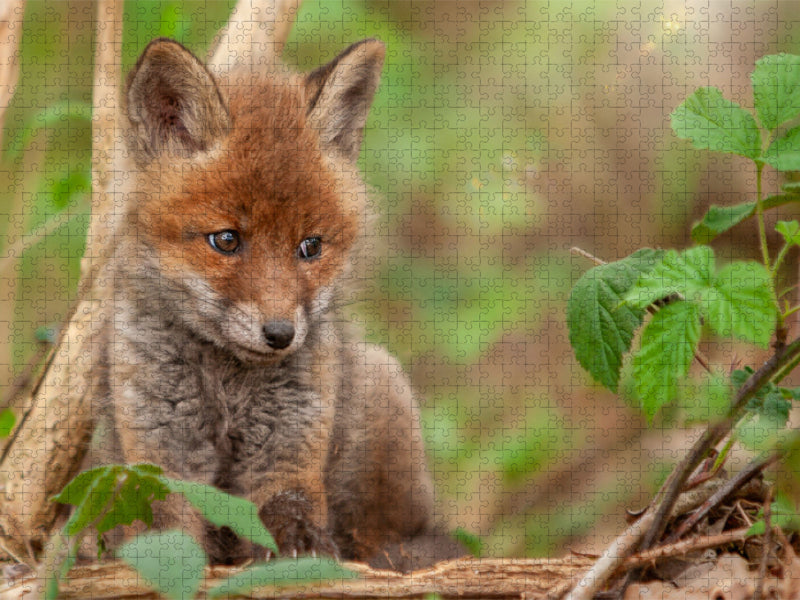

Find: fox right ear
<box><xmin>126</xmin><ymin>38</ymin><xmax>230</xmax><ymax>163</ymax></box>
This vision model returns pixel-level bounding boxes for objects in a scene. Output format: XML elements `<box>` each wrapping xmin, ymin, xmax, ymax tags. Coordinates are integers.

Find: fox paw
<box><xmin>259</xmin><ymin>491</ymin><xmax>338</xmax><ymax>559</ymax></box>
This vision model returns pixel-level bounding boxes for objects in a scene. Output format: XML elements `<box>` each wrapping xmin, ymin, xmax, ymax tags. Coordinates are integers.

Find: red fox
<box><xmin>93</xmin><ymin>37</ymin><xmax>459</xmax><ymax>569</ymax></box>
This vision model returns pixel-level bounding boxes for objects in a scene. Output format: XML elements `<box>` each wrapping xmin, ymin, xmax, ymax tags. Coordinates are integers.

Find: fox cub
<box><xmin>96</xmin><ymin>37</ymin><xmax>443</xmax><ymax>567</ymax></box>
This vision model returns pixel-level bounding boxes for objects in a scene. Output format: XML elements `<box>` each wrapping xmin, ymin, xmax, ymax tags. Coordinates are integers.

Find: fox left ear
<box><xmin>305</xmin><ymin>39</ymin><xmax>385</xmax><ymax>163</ymax></box>
<box><xmin>126</xmin><ymin>38</ymin><xmax>230</xmax><ymax>164</ymax></box>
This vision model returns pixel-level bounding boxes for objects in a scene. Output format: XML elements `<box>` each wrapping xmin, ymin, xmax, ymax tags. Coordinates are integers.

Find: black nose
<box><xmin>263</xmin><ymin>320</ymin><xmax>295</xmax><ymax>349</ymax></box>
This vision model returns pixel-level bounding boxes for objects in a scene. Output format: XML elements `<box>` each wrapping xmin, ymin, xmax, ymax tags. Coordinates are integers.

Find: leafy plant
<box><xmin>568</xmin><ymin>53</ymin><xmax>800</xmax><ymax>426</ymax></box>
<box><xmin>563</xmin><ymin>52</ymin><xmax>800</xmax><ymax>599</ymax></box>
<box><xmin>49</xmin><ymin>464</ymin><xmax>355</xmax><ymax>599</ymax></box>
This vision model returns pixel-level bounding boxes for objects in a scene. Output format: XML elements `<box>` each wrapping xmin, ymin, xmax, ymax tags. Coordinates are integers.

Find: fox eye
<box><xmin>207</xmin><ymin>230</ymin><xmax>241</xmax><ymax>255</ymax></box>
<box><xmin>297</xmin><ymin>236</ymin><xmax>322</xmax><ymax>260</ymax></box>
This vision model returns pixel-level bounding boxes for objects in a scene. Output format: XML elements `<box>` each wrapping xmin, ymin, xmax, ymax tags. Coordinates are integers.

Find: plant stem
<box><xmin>756</xmin><ymin>162</ymin><xmax>770</xmax><ymax>269</ymax></box>
<box><xmin>773</xmin><ymin>241</ymin><xmax>793</xmax><ymax>277</ymax></box>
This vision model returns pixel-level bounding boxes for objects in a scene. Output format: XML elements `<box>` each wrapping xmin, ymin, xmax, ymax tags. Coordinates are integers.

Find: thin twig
<box><xmin>623</xmin><ymin>527</ymin><xmax>751</xmax><ymax>570</ymax></box>
<box><xmin>570</xmin><ymin>246</ymin><xmax>607</xmax><ymax>266</ymax></box>
<box><xmin>753</xmin><ymin>486</ymin><xmax>774</xmax><ymax>600</ymax></box>
<box><xmin>668</xmin><ymin>452</ymin><xmax>780</xmax><ymax>542</ymax></box>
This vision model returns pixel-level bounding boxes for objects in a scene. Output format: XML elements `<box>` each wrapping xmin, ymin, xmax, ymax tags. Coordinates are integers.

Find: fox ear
<box><xmin>126</xmin><ymin>38</ymin><xmax>230</xmax><ymax>163</ymax></box>
<box><xmin>305</xmin><ymin>39</ymin><xmax>385</xmax><ymax>162</ymax></box>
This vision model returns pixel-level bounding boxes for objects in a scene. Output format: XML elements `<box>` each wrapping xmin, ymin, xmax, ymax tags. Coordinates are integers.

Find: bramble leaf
<box><xmin>671</xmin><ymin>87</ymin><xmax>761</xmax><ymax>159</ymax></box>
<box><xmin>705</xmin><ymin>262</ymin><xmax>776</xmax><ymax>347</ymax></box>
<box><xmin>691</xmin><ymin>202</ymin><xmax>756</xmax><ymax>243</ymax></box>
<box><xmin>690</xmin><ymin>192</ymin><xmax>800</xmax><ymax>243</ymax></box>
<box><xmin>207</xmin><ymin>558</ymin><xmax>358</xmax><ymax>598</ymax></box>
<box><xmin>764</xmin><ymin>126</ymin><xmax>800</xmax><ymax>172</ymax></box>
<box><xmin>633</xmin><ymin>301</ymin><xmax>702</xmax><ymax>421</ymax></box>
<box><xmin>625</xmin><ymin>246</ymin><xmax>714</xmax><ymax>309</ymax></box>
<box><xmin>53</xmin><ymin>465</ymin><xmax>170</xmax><ymax>548</ymax></box>
<box><xmin>566</xmin><ymin>248</ymin><xmax>664</xmax><ymax>391</ymax></box>
<box><xmin>751</xmin><ymin>53</ymin><xmax>800</xmax><ymax>131</ymax></box>
<box><xmin>118</xmin><ymin>530</ymin><xmax>206</xmax><ymax>600</ymax></box>
<box><xmin>776</xmin><ymin>220</ymin><xmax>800</xmax><ymax>246</ymax></box>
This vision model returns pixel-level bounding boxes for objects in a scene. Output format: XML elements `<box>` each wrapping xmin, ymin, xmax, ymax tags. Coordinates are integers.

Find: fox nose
<box><xmin>263</xmin><ymin>320</ymin><xmax>295</xmax><ymax>350</ymax></box>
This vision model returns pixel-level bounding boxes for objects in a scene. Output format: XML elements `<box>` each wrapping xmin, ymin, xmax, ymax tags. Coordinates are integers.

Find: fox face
<box><xmin>119</xmin><ymin>38</ymin><xmax>385</xmax><ymax>362</ymax></box>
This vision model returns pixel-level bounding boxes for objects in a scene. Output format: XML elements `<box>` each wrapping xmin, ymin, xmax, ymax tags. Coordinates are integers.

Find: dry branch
<box><xmin>0</xmin><ymin>557</ymin><xmax>593</xmax><ymax>600</ymax></box>
<box><xmin>209</xmin><ymin>0</ymin><xmax>301</xmax><ymax>71</ymax></box>
<box><xmin>0</xmin><ymin>0</ymin><xmax>122</xmax><ymax>564</ymax></box>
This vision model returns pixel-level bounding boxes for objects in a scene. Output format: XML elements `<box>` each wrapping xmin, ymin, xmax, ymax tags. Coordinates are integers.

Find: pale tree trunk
<box><xmin>0</xmin><ymin>0</ymin><xmax>299</xmax><ymax>565</ymax></box>
<box><xmin>0</xmin><ymin>0</ymin><xmax>26</xmax><ymax>418</ymax></box>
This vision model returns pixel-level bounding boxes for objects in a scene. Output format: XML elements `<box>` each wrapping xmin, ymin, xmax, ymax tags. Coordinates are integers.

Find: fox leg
<box><xmin>326</xmin><ymin>344</ymin><xmax>439</xmax><ymax>565</ymax></box>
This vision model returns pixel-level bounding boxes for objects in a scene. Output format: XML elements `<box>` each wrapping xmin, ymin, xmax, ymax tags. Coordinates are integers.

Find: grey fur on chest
<box><xmin>110</xmin><ymin>297</ymin><xmax>324</xmax><ymax>484</ymax></box>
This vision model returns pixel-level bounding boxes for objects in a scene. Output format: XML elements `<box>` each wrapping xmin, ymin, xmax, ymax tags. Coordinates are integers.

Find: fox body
<box><xmin>95</xmin><ymin>37</ymin><xmax>439</xmax><ymax>566</ymax></box>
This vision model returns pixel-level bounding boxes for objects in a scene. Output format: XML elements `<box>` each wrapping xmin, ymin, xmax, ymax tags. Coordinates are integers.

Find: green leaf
<box><xmin>633</xmin><ymin>301</ymin><xmax>702</xmax><ymax>422</ymax></box>
<box><xmin>625</xmin><ymin>246</ymin><xmax>714</xmax><ymax>309</ymax></box>
<box><xmin>162</xmin><ymin>478</ymin><xmax>278</xmax><ymax>553</ymax></box>
<box><xmin>751</xmin><ymin>54</ymin><xmax>800</xmax><ymax>131</ymax></box>
<box><xmin>747</xmin><ymin>493</ymin><xmax>800</xmax><ymax>536</ymax></box>
<box><xmin>118</xmin><ymin>530</ymin><xmax>206</xmax><ymax>600</ymax></box>
<box><xmin>690</xmin><ymin>193</ymin><xmax>800</xmax><ymax>243</ymax></box>
<box><xmin>0</xmin><ymin>409</ymin><xmax>15</xmax><ymax>437</ymax></box>
<box><xmin>55</xmin><ymin>467</ymin><xmax>121</xmax><ymax>538</ymax></box>
<box><xmin>678</xmin><ymin>370</ymin><xmax>732</xmax><ymax>424</ymax></box>
<box><xmin>53</xmin><ymin>465</ymin><xmax>170</xmax><ymax>542</ymax></box>
<box><xmin>691</xmin><ymin>202</ymin><xmax>755</xmax><ymax>243</ymax></box>
<box><xmin>566</xmin><ymin>248</ymin><xmax>664</xmax><ymax>391</ymax></box>
<box><xmin>705</xmin><ymin>261</ymin><xmax>776</xmax><ymax>347</ymax></box>
<box><xmin>671</xmin><ymin>87</ymin><xmax>761</xmax><ymax>159</ymax></box>
<box><xmin>776</xmin><ymin>220</ymin><xmax>800</xmax><ymax>246</ymax></box>
<box><xmin>207</xmin><ymin>558</ymin><xmax>358</xmax><ymax>598</ymax></box>
<box><xmin>452</xmin><ymin>527</ymin><xmax>484</xmax><ymax>558</ymax></box>
<box><xmin>764</xmin><ymin>126</ymin><xmax>800</xmax><ymax>171</ymax></box>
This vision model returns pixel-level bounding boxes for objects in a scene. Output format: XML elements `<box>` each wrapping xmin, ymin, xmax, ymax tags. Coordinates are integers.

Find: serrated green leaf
<box><xmin>705</xmin><ymin>261</ymin><xmax>776</xmax><ymax>347</ymax></box>
<box><xmin>776</xmin><ymin>220</ymin><xmax>800</xmax><ymax>246</ymax></box>
<box><xmin>118</xmin><ymin>530</ymin><xmax>206</xmax><ymax>600</ymax></box>
<box><xmin>162</xmin><ymin>478</ymin><xmax>277</xmax><ymax>553</ymax></box>
<box><xmin>764</xmin><ymin>126</ymin><xmax>800</xmax><ymax>171</ymax></box>
<box><xmin>678</xmin><ymin>370</ymin><xmax>732</xmax><ymax>424</ymax></box>
<box><xmin>0</xmin><ymin>409</ymin><xmax>15</xmax><ymax>437</ymax></box>
<box><xmin>691</xmin><ymin>202</ymin><xmax>756</xmax><ymax>243</ymax></box>
<box><xmin>626</xmin><ymin>246</ymin><xmax>714</xmax><ymax>309</ymax></box>
<box><xmin>94</xmin><ymin>470</ymin><xmax>170</xmax><ymax>535</ymax></box>
<box><xmin>54</xmin><ymin>464</ymin><xmax>170</xmax><ymax>542</ymax></box>
<box><xmin>567</xmin><ymin>248</ymin><xmax>664</xmax><ymax>391</ymax></box>
<box><xmin>738</xmin><ymin>409</ymin><xmax>793</xmax><ymax>451</ymax></box>
<box><xmin>690</xmin><ymin>194</ymin><xmax>800</xmax><ymax>243</ymax></box>
<box><xmin>752</xmin><ymin>54</ymin><xmax>800</xmax><ymax>131</ymax></box>
<box><xmin>671</xmin><ymin>87</ymin><xmax>761</xmax><ymax>159</ymax></box>
<box><xmin>633</xmin><ymin>301</ymin><xmax>702</xmax><ymax>422</ymax></box>
<box><xmin>55</xmin><ymin>467</ymin><xmax>121</xmax><ymax>538</ymax></box>
<box><xmin>207</xmin><ymin>558</ymin><xmax>358</xmax><ymax>598</ymax></box>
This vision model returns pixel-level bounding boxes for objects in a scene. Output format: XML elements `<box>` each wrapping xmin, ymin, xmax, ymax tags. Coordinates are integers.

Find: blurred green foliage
<box><xmin>2</xmin><ymin>1</ymin><xmax>799</xmax><ymax>558</ymax></box>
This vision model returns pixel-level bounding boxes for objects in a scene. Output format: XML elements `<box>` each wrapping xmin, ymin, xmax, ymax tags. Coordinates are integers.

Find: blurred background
<box><xmin>2</xmin><ymin>0</ymin><xmax>800</xmax><ymax>558</ymax></box>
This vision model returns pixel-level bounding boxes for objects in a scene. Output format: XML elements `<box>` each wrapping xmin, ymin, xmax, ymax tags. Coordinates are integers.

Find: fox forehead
<box><xmin>140</xmin><ymin>71</ymin><xmax>360</xmax><ymax>244</ymax></box>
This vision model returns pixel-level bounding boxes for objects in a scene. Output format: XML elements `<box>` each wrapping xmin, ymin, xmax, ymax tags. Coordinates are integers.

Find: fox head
<box><xmin>119</xmin><ymin>38</ymin><xmax>385</xmax><ymax>363</ymax></box>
